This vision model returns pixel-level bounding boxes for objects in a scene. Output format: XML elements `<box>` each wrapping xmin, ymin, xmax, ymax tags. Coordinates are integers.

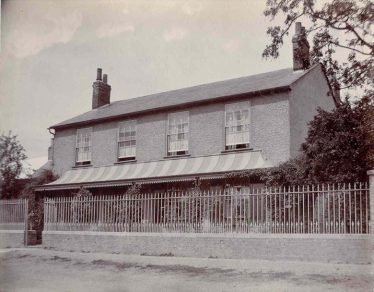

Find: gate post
<box><xmin>368</xmin><ymin>170</ymin><xmax>374</xmax><ymax>234</ymax></box>
<box><xmin>24</xmin><ymin>199</ymin><xmax>29</xmax><ymax>246</ymax></box>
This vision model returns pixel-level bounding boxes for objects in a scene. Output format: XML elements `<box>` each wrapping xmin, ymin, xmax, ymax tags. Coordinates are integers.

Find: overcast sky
<box><xmin>1</xmin><ymin>0</ymin><xmax>299</xmax><ymax>160</ymax></box>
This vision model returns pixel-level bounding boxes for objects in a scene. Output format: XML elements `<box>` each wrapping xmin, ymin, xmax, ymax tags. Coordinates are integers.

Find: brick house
<box><xmin>36</xmin><ymin>23</ymin><xmax>338</xmax><ymax>195</ymax></box>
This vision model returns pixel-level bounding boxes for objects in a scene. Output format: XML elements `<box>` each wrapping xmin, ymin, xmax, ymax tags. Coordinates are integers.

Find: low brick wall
<box><xmin>42</xmin><ymin>231</ymin><xmax>374</xmax><ymax>264</ymax></box>
<box><xmin>0</xmin><ymin>230</ymin><xmax>37</xmax><ymax>248</ymax></box>
<box><xmin>0</xmin><ymin>230</ymin><xmax>25</xmax><ymax>248</ymax></box>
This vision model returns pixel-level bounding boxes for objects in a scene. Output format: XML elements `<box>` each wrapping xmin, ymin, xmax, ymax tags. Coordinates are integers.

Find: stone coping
<box><xmin>0</xmin><ymin>230</ymin><xmax>24</xmax><ymax>234</ymax></box>
<box><xmin>43</xmin><ymin>230</ymin><xmax>373</xmax><ymax>240</ymax></box>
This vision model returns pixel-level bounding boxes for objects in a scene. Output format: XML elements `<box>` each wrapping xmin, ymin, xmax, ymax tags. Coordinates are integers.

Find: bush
<box><xmin>20</xmin><ymin>169</ymin><xmax>58</xmax><ymax>243</ymax></box>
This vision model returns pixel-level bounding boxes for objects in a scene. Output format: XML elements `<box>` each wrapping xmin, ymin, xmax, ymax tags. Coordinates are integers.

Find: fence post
<box><xmin>368</xmin><ymin>170</ymin><xmax>374</xmax><ymax>234</ymax></box>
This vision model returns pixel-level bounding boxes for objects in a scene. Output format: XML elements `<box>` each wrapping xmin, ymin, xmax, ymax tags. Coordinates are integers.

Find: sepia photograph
<box><xmin>0</xmin><ymin>0</ymin><xmax>373</xmax><ymax>291</ymax></box>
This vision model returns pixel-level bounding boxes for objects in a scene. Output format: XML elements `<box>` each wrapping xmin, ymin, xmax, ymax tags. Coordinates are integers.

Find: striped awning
<box><xmin>36</xmin><ymin>150</ymin><xmax>272</xmax><ymax>191</ymax></box>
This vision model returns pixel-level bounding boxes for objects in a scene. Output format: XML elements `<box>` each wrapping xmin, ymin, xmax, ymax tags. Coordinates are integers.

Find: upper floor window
<box><xmin>118</xmin><ymin>120</ymin><xmax>136</xmax><ymax>161</ymax></box>
<box><xmin>225</xmin><ymin>101</ymin><xmax>250</xmax><ymax>150</ymax></box>
<box><xmin>76</xmin><ymin>127</ymin><xmax>92</xmax><ymax>165</ymax></box>
<box><xmin>167</xmin><ymin>111</ymin><xmax>189</xmax><ymax>156</ymax></box>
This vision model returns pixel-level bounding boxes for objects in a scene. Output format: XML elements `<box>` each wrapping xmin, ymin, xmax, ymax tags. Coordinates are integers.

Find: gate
<box><xmin>0</xmin><ymin>199</ymin><xmax>29</xmax><ymax>246</ymax></box>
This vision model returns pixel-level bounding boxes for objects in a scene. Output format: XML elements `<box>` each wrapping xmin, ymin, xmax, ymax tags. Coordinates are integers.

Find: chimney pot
<box><xmin>295</xmin><ymin>22</ymin><xmax>302</xmax><ymax>34</ymax></box>
<box><xmin>103</xmin><ymin>74</ymin><xmax>108</xmax><ymax>84</ymax></box>
<box><xmin>96</xmin><ymin>68</ymin><xmax>102</xmax><ymax>81</ymax></box>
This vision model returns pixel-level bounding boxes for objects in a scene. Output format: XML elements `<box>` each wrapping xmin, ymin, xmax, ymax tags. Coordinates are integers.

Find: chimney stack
<box><xmin>92</xmin><ymin>68</ymin><xmax>111</xmax><ymax>109</ymax></box>
<box><xmin>48</xmin><ymin>138</ymin><xmax>54</xmax><ymax>162</ymax></box>
<box><xmin>327</xmin><ymin>73</ymin><xmax>341</xmax><ymax>101</ymax></box>
<box><xmin>292</xmin><ymin>22</ymin><xmax>310</xmax><ymax>71</ymax></box>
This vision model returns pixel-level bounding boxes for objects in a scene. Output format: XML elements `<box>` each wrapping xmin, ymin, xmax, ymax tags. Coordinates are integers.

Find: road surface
<box><xmin>0</xmin><ymin>247</ymin><xmax>373</xmax><ymax>291</ymax></box>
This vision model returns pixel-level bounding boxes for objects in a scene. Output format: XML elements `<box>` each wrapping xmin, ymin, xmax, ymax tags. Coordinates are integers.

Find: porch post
<box><xmin>367</xmin><ymin>170</ymin><xmax>374</xmax><ymax>234</ymax></box>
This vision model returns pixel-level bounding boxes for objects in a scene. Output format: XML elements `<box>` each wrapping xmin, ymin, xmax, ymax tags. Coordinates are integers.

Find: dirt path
<box><xmin>0</xmin><ymin>248</ymin><xmax>373</xmax><ymax>291</ymax></box>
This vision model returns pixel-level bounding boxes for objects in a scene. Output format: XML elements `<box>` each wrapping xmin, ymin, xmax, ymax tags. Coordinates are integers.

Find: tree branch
<box><xmin>331</xmin><ymin>41</ymin><xmax>372</xmax><ymax>55</ymax></box>
<box><xmin>304</xmin><ymin>2</ymin><xmax>373</xmax><ymax>52</ymax></box>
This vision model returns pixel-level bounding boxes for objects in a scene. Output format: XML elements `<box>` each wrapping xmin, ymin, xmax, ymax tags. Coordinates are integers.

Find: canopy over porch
<box><xmin>35</xmin><ymin>150</ymin><xmax>273</xmax><ymax>191</ymax></box>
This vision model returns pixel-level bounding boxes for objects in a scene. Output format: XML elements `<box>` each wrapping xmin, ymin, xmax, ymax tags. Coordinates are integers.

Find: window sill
<box><xmin>72</xmin><ymin>164</ymin><xmax>93</xmax><ymax>169</ymax></box>
<box><xmin>164</xmin><ymin>154</ymin><xmax>191</xmax><ymax>159</ymax></box>
<box><xmin>221</xmin><ymin>148</ymin><xmax>254</xmax><ymax>154</ymax></box>
<box><xmin>114</xmin><ymin>159</ymin><xmax>137</xmax><ymax>165</ymax></box>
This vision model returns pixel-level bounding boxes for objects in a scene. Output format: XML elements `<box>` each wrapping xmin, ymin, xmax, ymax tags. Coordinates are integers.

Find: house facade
<box><xmin>36</xmin><ymin>23</ymin><xmax>337</xmax><ymax>194</ymax></box>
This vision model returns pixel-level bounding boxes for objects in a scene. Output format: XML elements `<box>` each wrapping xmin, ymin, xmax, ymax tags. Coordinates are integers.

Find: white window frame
<box><xmin>117</xmin><ymin>120</ymin><xmax>137</xmax><ymax>161</ymax></box>
<box><xmin>167</xmin><ymin>111</ymin><xmax>189</xmax><ymax>156</ymax></box>
<box><xmin>225</xmin><ymin>101</ymin><xmax>250</xmax><ymax>150</ymax></box>
<box><xmin>75</xmin><ymin>127</ymin><xmax>92</xmax><ymax>165</ymax></box>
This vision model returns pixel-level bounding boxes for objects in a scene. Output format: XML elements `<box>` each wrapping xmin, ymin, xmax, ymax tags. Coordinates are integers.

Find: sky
<box><xmin>1</xmin><ymin>0</ymin><xmax>302</xmax><ymax>163</ymax></box>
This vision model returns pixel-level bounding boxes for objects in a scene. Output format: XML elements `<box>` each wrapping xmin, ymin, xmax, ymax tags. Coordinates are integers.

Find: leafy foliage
<box><xmin>259</xmin><ymin>159</ymin><xmax>305</xmax><ymax>186</ymax></box>
<box><xmin>184</xmin><ymin>180</ymin><xmax>203</xmax><ymax>225</ymax></box>
<box><xmin>300</xmin><ymin>97</ymin><xmax>373</xmax><ymax>183</ymax></box>
<box><xmin>0</xmin><ymin>132</ymin><xmax>27</xmax><ymax>199</ymax></box>
<box><xmin>123</xmin><ymin>183</ymin><xmax>142</xmax><ymax>224</ymax></box>
<box><xmin>73</xmin><ymin>186</ymin><xmax>93</xmax><ymax>198</ymax></box>
<box><xmin>356</xmin><ymin>94</ymin><xmax>374</xmax><ymax>167</ymax></box>
<box><xmin>108</xmin><ymin>183</ymin><xmax>142</xmax><ymax>228</ymax></box>
<box><xmin>263</xmin><ymin>0</ymin><xmax>374</xmax><ymax>92</ymax></box>
<box><xmin>261</xmin><ymin>96</ymin><xmax>374</xmax><ymax>185</ymax></box>
<box><xmin>20</xmin><ymin>169</ymin><xmax>58</xmax><ymax>242</ymax></box>
<box><xmin>224</xmin><ymin>169</ymin><xmax>264</xmax><ymax>186</ymax></box>
<box><xmin>71</xmin><ymin>187</ymin><xmax>93</xmax><ymax>223</ymax></box>
<box><xmin>125</xmin><ymin>183</ymin><xmax>142</xmax><ymax>197</ymax></box>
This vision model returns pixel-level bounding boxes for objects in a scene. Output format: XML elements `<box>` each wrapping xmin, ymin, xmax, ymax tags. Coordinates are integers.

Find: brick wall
<box><xmin>52</xmin><ymin>92</ymin><xmax>290</xmax><ymax>177</ymax></box>
<box><xmin>0</xmin><ymin>230</ymin><xmax>25</xmax><ymax>248</ymax></box>
<box><xmin>42</xmin><ymin>231</ymin><xmax>373</xmax><ymax>264</ymax></box>
<box><xmin>251</xmin><ymin>93</ymin><xmax>290</xmax><ymax>164</ymax></box>
<box><xmin>0</xmin><ymin>230</ymin><xmax>36</xmax><ymax>248</ymax></box>
<box><xmin>53</xmin><ymin>128</ymin><xmax>77</xmax><ymax>177</ymax></box>
<box><xmin>289</xmin><ymin>64</ymin><xmax>336</xmax><ymax>157</ymax></box>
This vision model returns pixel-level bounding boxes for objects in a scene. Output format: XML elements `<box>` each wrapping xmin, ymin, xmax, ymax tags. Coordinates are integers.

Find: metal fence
<box><xmin>0</xmin><ymin>199</ymin><xmax>28</xmax><ymax>230</ymax></box>
<box><xmin>44</xmin><ymin>183</ymin><xmax>370</xmax><ymax>234</ymax></box>
<box><xmin>0</xmin><ymin>199</ymin><xmax>29</xmax><ymax>245</ymax></box>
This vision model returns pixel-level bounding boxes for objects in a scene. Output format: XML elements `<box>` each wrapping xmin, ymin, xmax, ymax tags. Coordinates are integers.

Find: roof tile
<box><xmin>52</xmin><ymin>66</ymin><xmax>310</xmax><ymax>129</ymax></box>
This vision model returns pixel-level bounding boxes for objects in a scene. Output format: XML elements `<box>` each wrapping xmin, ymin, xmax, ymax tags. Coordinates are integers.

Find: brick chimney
<box><xmin>92</xmin><ymin>68</ymin><xmax>111</xmax><ymax>109</ymax></box>
<box><xmin>292</xmin><ymin>22</ymin><xmax>310</xmax><ymax>71</ymax></box>
<box><xmin>47</xmin><ymin>138</ymin><xmax>54</xmax><ymax>161</ymax></box>
<box><xmin>327</xmin><ymin>73</ymin><xmax>341</xmax><ymax>101</ymax></box>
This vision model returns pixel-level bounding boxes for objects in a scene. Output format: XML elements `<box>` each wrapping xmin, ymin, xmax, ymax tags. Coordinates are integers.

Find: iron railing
<box><xmin>0</xmin><ymin>199</ymin><xmax>28</xmax><ymax>230</ymax></box>
<box><xmin>44</xmin><ymin>183</ymin><xmax>370</xmax><ymax>234</ymax></box>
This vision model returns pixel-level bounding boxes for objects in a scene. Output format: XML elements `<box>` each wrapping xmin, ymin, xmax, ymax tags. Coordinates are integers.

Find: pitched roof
<box><xmin>51</xmin><ymin>66</ymin><xmax>316</xmax><ymax>129</ymax></box>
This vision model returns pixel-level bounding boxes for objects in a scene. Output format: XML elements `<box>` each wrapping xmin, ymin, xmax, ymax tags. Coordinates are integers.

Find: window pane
<box><xmin>168</xmin><ymin>112</ymin><xmax>189</xmax><ymax>154</ymax></box>
<box><xmin>118</xmin><ymin>121</ymin><xmax>136</xmax><ymax>158</ymax></box>
<box><xmin>225</xmin><ymin>101</ymin><xmax>250</xmax><ymax>148</ymax></box>
<box><xmin>76</xmin><ymin>128</ymin><xmax>92</xmax><ymax>162</ymax></box>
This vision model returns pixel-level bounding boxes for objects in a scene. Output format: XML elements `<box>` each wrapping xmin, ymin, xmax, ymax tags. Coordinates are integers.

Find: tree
<box><xmin>301</xmin><ymin>96</ymin><xmax>373</xmax><ymax>183</ymax></box>
<box><xmin>263</xmin><ymin>0</ymin><xmax>374</xmax><ymax>93</ymax></box>
<box><xmin>261</xmin><ymin>96</ymin><xmax>374</xmax><ymax>185</ymax></box>
<box><xmin>0</xmin><ymin>132</ymin><xmax>27</xmax><ymax>199</ymax></box>
<box><xmin>356</xmin><ymin>94</ymin><xmax>374</xmax><ymax>166</ymax></box>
